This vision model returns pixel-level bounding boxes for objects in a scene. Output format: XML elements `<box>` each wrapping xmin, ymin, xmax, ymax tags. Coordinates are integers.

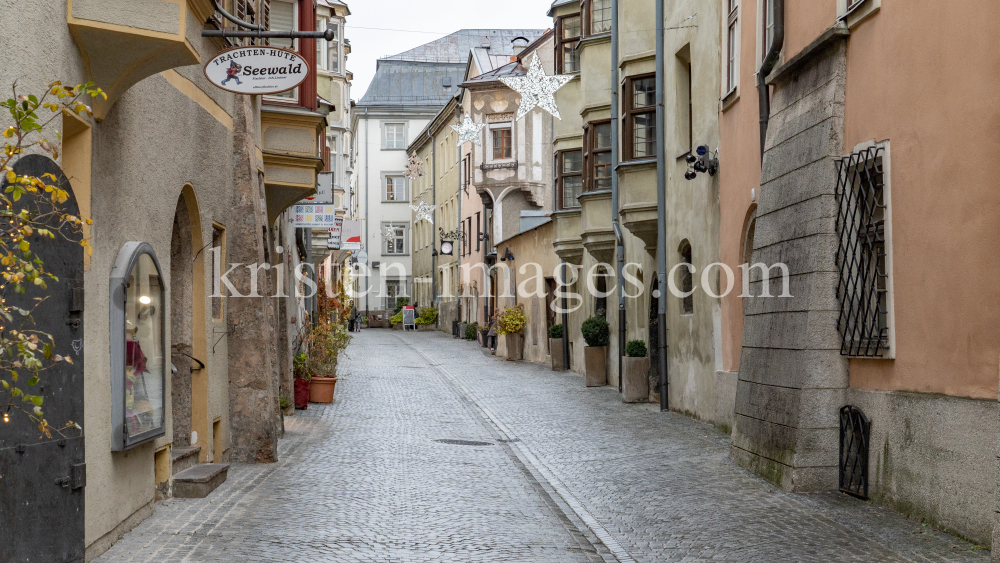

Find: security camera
<box><xmin>684</xmin><ymin>169</ymin><xmax>697</xmax><ymax>181</ymax></box>
<box><xmin>685</xmin><ymin>153</ymin><xmax>698</xmax><ymax>164</ymax></box>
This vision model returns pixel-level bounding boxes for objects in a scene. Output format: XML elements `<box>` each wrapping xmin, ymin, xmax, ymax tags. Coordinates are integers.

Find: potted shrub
<box><xmin>581</xmin><ymin>316</ymin><xmax>610</xmax><ymax>387</ymax></box>
<box><xmin>497</xmin><ymin>305</ymin><xmax>526</xmax><ymax>361</ymax></box>
<box><xmin>304</xmin><ymin>318</ymin><xmax>352</xmax><ymax>403</ymax></box>
<box><xmin>622</xmin><ymin>340</ymin><xmax>650</xmax><ymax>402</ymax></box>
<box><xmin>549</xmin><ymin>324</ymin><xmax>564</xmax><ymax>371</ymax></box>
<box><xmin>293</xmin><ymin>353</ymin><xmax>310</xmax><ymax>409</ymax></box>
<box><xmin>415</xmin><ymin>306</ymin><xmax>438</xmax><ymax>331</ymax></box>
<box><xmin>464</xmin><ymin>322</ymin><xmax>479</xmax><ymax>340</ymax></box>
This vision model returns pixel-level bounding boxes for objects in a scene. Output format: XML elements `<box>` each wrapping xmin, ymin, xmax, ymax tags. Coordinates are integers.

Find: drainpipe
<box><xmin>757</xmin><ymin>0</ymin><xmax>784</xmax><ymax>162</ymax></box>
<box><xmin>364</xmin><ymin>108</ymin><xmax>369</xmax><ymax>320</ymax></box>
<box><xmin>430</xmin><ymin>130</ymin><xmax>436</xmax><ymax>310</ymax></box>
<box><xmin>456</xmin><ymin>102</ymin><xmax>463</xmax><ymax>324</ymax></box>
<box><xmin>611</xmin><ymin>0</ymin><xmax>625</xmax><ymax>393</ymax></box>
<box><xmin>655</xmin><ymin>0</ymin><xmax>669</xmax><ymax>411</ymax></box>
<box><xmin>562</xmin><ymin>262</ymin><xmax>570</xmax><ymax>370</ymax></box>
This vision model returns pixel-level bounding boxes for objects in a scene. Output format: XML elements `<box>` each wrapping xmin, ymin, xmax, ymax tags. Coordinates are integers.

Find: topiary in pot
<box><xmin>625</xmin><ymin>339</ymin><xmax>647</xmax><ymax>358</ymax></box>
<box><xmin>581</xmin><ymin>316</ymin><xmax>610</xmax><ymax>347</ymax></box>
<box><xmin>549</xmin><ymin>324</ymin><xmax>563</xmax><ymax>339</ymax></box>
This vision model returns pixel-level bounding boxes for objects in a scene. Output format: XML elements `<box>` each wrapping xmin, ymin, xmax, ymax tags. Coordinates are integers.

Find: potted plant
<box><xmin>304</xmin><ymin>318</ymin><xmax>352</xmax><ymax>403</ymax></box>
<box><xmin>292</xmin><ymin>353</ymin><xmax>310</xmax><ymax>409</ymax></box>
<box><xmin>415</xmin><ymin>306</ymin><xmax>438</xmax><ymax>331</ymax></box>
<box><xmin>581</xmin><ymin>316</ymin><xmax>610</xmax><ymax>387</ymax></box>
<box><xmin>622</xmin><ymin>340</ymin><xmax>650</xmax><ymax>402</ymax></box>
<box><xmin>549</xmin><ymin>324</ymin><xmax>564</xmax><ymax>371</ymax></box>
<box><xmin>464</xmin><ymin>322</ymin><xmax>479</xmax><ymax>340</ymax></box>
<box><xmin>497</xmin><ymin>305</ymin><xmax>526</xmax><ymax>361</ymax></box>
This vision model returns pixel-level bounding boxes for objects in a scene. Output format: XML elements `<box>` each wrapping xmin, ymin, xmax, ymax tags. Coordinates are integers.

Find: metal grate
<box><xmin>834</xmin><ymin>146</ymin><xmax>888</xmax><ymax>357</ymax></box>
<box><xmin>434</xmin><ymin>439</ymin><xmax>493</xmax><ymax>447</ymax></box>
<box><xmin>839</xmin><ymin>405</ymin><xmax>870</xmax><ymax>499</ymax></box>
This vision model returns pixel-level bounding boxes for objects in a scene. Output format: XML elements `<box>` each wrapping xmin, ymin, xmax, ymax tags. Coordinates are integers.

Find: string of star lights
<box><xmin>382</xmin><ymin>224</ymin><xmax>397</xmax><ymax>244</ymax></box>
<box><xmin>403</xmin><ymin>154</ymin><xmax>425</xmax><ymax>179</ymax></box>
<box><xmin>500</xmin><ymin>52</ymin><xmax>574</xmax><ymax>121</ymax></box>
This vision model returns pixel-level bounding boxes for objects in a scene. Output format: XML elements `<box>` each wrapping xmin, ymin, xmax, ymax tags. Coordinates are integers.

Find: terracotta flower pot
<box><xmin>308</xmin><ymin>376</ymin><xmax>338</xmax><ymax>403</ymax></box>
<box><xmin>585</xmin><ymin>346</ymin><xmax>607</xmax><ymax>387</ymax></box>
<box><xmin>549</xmin><ymin>338</ymin><xmax>564</xmax><ymax>371</ymax></box>
<box><xmin>622</xmin><ymin>357</ymin><xmax>650</xmax><ymax>402</ymax></box>
<box><xmin>504</xmin><ymin>334</ymin><xmax>524</xmax><ymax>361</ymax></box>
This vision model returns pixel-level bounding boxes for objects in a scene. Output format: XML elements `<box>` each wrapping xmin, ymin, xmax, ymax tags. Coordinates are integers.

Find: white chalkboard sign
<box><xmin>402</xmin><ymin>308</ymin><xmax>416</xmax><ymax>331</ymax></box>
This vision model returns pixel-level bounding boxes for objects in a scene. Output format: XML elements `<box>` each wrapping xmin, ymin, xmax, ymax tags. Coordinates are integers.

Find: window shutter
<box><xmin>270</xmin><ymin>0</ymin><xmax>294</xmax><ymax>49</ymax></box>
<box><xmin>260</xmin><ymin>0</ymin><xmax>270</xmax><ymax>45</ymax></box>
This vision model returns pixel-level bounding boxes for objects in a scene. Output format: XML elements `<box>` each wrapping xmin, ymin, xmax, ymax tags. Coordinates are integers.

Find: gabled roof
<box><xmin>383</xmin><ymin>29</ymin><xmax>546</xmax><ymax>63</ymax></box>
<box><xmin>462</xmin><ymin>61</ymin><xmax>524</xmax><ymax>88</ymax></box>
<box><xmin>547</xmin><ymin>0</ymin><xmax>578</xmax><ymax>17</ymax></box>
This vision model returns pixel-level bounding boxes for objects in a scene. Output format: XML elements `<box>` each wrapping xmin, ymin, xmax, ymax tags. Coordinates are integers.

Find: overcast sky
<box><xmin>344</xmin><ymin>0</ymin><xmax>554</xmax><ymax>100</ymax></box>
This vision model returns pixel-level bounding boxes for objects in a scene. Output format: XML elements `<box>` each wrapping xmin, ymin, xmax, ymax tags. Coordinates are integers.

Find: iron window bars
<box><xmin>835</xmin><ymin>146</ymin><xmax>889</xmax><ymax>357</ymax></box>
<box><xmin>839</xmin><ymin>405</ymin><xmax>870</xmax><ymax>499</ymax></box>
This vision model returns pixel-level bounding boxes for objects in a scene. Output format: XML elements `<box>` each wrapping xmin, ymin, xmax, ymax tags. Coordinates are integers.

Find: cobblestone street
<box><xmin>97</xmin><ymin>330</ymin><xmax>990</xmax><ymax>562</ymax></box>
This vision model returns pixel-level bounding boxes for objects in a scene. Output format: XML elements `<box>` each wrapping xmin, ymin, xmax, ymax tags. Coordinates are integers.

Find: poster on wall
<box><xmin>293</xmin><ymin>204</ymin><xmax>338</xmax><ymax>227</ymax></box>
<box><xmin>341</xmin><ymin>219</ymin><xmax>362</xmax><ymax>250</ymax></box>
<box><xmin>204</xmin><ymin>47</ymin><xmax>308</xmax><ymax>95</ymax></box>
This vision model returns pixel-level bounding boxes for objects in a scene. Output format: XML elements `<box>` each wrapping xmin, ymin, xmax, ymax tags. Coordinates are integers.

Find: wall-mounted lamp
<box><xmin>499</xmin><ymin>247</ymin><xmax>514</xmax><ymax>261</ymax></box>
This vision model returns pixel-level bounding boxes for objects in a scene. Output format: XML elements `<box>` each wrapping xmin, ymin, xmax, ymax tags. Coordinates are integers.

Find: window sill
<box><xmin>839</xmin><ymin>0</ymin><xmax>880</xmax><ymax>29</ymax></box>
<box><xmin>721</xmin><ymin>86</ymin><xmax>739</xmax><ymax>112</ymax></box>
<box><xmin>382</xmin><ymin>200</ymin><xmax>411</xmax><ymax>203</ymax></box>
<box><xmin>382</xmin><ymin>148</ymin><xmax>407</xmax><ymax>151</ymax></box>
<box><xmin>615</xmin><ymin>157</ymin><xmax>657</xmax><ymax>172</ymax></box>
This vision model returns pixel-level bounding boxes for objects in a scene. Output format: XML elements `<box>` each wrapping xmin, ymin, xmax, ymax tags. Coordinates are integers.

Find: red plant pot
<box><xmin>294</xmin><ymin>378</ymin><xmax>310</xmax><ymax>409</ymax></box>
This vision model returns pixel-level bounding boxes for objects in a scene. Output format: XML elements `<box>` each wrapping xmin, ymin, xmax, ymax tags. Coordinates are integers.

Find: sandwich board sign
<box><xmin>402</xmin><ymin>306</ymin><xmax>416</xmax><ymax>331</ymax></box>
<box><xmin>204</xmin><ymin>47</ymin><xmax>308</xmax><ymax>95</ymax></box>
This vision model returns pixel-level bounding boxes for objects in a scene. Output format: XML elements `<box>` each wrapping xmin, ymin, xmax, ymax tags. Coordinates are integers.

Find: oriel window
<box><xmin>624</xmin><ymin>75</ymin><xmax>656</xmax><ymax>160</ymax></box>
<box><xmin>492</xmin><ymin>128</ymin><xmax>512</xmax><ymax>160</ymax></box>
<box><xmin>586</xmin><ymin>121</ymin><xmax>612</xmax><ymax>191</ymax></box>
<box><xmin>558</xmin><ymin>150</ymin><xmax>583</xmax><ymax>209</ymax></box>
<box><xmin>557</xmin><ymin>15</ymin><xmax>581</xmax><ymax>73</ymax></box>
<box><xmin>591</xmin><ymin>0</ymin><xmax>612</xmax><ymax>34</ymax></box>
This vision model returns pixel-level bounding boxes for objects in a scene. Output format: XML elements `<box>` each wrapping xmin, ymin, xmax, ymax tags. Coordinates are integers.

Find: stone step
<box><xmin>172</xmin><ymin>463</ymin><xmax>230</xmax><ymax>498</ymax></box>
<box><xmin>170</xmin><ymin>446</ymin><xmax>201</xmax><ymax>477</ymax></box>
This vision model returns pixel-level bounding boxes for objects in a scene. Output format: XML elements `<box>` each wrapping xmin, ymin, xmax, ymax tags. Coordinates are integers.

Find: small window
<box><xmin>492</xmin><ymin>128</ymin><xmax>512</xmax><ymax>159</ymax></box>
<box><xmin>383</xmin><ymin>222</ymin><xmax>408</xmax><ymax>255</ymax></box>
<box><xmin>624</xmin><ymin>75</ymin><xmax>656</xmax><ymax>160</ymax></box>
<box><xmin>384</xmin><ymin>123</ymin><xmax>405</xmax><ymax>150</ymax></box>
<box><xmin>557</xmin><ymin>14</ymin><xmax>581</xmax><ymax>73</ymax></box>
<box><xmin>591</xmin><ymin>0</ymin><xmax>612</xmax><ymax>34</ymax></box>
<box><xmin>267</xmin><ymin>0</ymin><xmax>297</xmax><ymax>100</ymax></box>
<box><xmin>585</xmin><ymin>121</ymin><xmax>612</xmax><ymax>191</ymax></box>
<box><xmin>557</xmin><ymin>150</ymin><xmax>583</xmax><ymax>209</ymax></box>
<box><xmin>211</xmin><ymin>224</ymin><xmax>226</xmax><ymax>320</ymax></box>
<box><xmin>679</xmin><ymin>241</ymin><xmax>693</xmax><ymax>315</ymax></box>
<box><xmin>763</xmin><ymin>0</ymin><xmax>775</xmax><ymax>56</ymax></box>
<box><xmin>384</xmin><ymin>175</ymin><xmax>407</xmax><ymax>201</ymax></box>
<box><xmin>384</xmin><ymin>279</ymin><xmax>407</xmax><ymax>309</ymax></box>
<box><xmin>835</xmin><ymin>145</ymin><xmax>891</xmax><ymax>357</ymax></box>
<box><xmin>110</xmin><ymin>243</ymin><xmax>166</xmax><ymax>450</ymax></box>
<box><xmin>727</xmin><ymin>2</ymin><xmax>739</xmax><ymax>92</ymax></box>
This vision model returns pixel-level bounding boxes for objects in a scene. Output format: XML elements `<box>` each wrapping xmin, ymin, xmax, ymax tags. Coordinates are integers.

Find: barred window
<box><xmin>835</xmin><ymin>145</ymin><xmax>891</xmax><ymax>357</ymax></box>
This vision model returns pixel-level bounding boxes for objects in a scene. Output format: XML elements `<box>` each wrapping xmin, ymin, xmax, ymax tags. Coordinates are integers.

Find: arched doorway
<box><xmin>648</xmin><ymin>276</ymin><xmax>660</xmax><ymax>403</ymax></box>
<box><xmin>169</xmin><ymin>186</ymin><xmax>208</xmax><ymax>460</ymax></box>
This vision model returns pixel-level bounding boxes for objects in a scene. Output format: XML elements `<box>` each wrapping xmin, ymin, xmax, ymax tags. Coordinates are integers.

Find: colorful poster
<box><xmin>293</xmin><ymin>204</ymin><xmax>339</xmax><ymax>227</ymax></box>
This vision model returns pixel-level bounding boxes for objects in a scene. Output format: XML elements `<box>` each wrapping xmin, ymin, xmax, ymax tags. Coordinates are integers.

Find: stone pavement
<box><xmin>96</xmin><ymin>330</ymin><xmax>990</xmax><ymax>563</ymax></box>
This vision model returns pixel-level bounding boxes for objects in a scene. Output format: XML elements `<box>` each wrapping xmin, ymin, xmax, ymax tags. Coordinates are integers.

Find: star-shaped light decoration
<box><xmin>409</xmin><ymin>199</ymin><xmax>436</xmax><ymax>223</ymax></box>
<box><xmin>381</xmin><ymin>224</ymin><xmax>397</xmax><ymax>244</ymax></box>
<box><xmin>403</xmin><ymin>155</ymin><xmax>425</xmax><ymax>179</ymax></box>
<box><xmin>500</xmin><ymin>52</ymin><xmax>574</xmax><ymax>121</ymax></box>
<box><xmin>450</xmin><ymin>113</ymin><xmax>485</xmax><ymax>146</ymax></box>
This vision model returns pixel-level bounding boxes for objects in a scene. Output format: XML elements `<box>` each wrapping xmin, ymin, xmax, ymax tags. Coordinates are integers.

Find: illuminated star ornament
<box><xmin>404</xmin><ymin>155</ymin><xmax>425</xmax><ymax>179</ymax></box>
<box><xmin>500</xmin><ymin>52</ymin><xmax>573</xmax><ymax>121</ymax></box>
<box><xmin>382</xmin><ymin>224</ymin><xmax>396</xmax><ymax>244</ymax></box>
<box><xmin>409</xmin><ymin>199</ymin><xmax>436</xmax><ymax>223</ymax></box>
<box><xmin>450</xmin><ymin>114</ymin><xmax>485</xmax><ymax>146</ymax></box>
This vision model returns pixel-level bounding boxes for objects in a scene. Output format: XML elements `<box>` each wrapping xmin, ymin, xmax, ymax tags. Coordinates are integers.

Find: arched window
<box><xmin>595</xmin><ymin>266</ymin><xmax>608</xmax><ymax>318</ymax></box>
<box><xmin>679</xmin><ymin>240</ymin><xmax>693</xmax><ymax>315</ymax></box>
<box><xmin>110</xmin><ymin>242</ymin><xmax>166</xmax><ymax>450</ymax></box>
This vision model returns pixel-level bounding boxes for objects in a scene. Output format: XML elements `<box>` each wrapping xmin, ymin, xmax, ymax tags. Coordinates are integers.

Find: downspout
<box><xmin>655</xmin><ymin>0</ymin><xmax>669</xmax><ymax>411</ymax></box>
<box><xmin>757</xmin><ymin>0</ymin><xmax>785</xmax><ymax>162</ymax></box>
<box><xmin>455</xmin><ymin>102</ymin><xmax>463</xmax><ymax>324</ymax></box>
<box><xmin>430</xmin><ymin>130</ymin><xmax>437</xmax><ymax>311</ymax></box>
<box><xmin>611</xmin><ymin>0</ymin><xmax>625</xmax><ymax>393</ymax></box>
<box><xmin>562</xmin><ymin>262</ymin><xmax>570</xmax><ymax>371</ymax></box>
<box><xmin>364</xmin><ymin>108</ymin><xmax>369</xmax><ymax>319</ymax></box>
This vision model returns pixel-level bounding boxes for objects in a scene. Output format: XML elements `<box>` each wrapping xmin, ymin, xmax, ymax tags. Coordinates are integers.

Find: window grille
<box><xmin>839</xmin><ymin>405</ymin><xmax>870</xmax><ymax>499</ymax></box>
<box><xmin>835</xmin><ymin>146</ymin><xmax>888</xmax><ymax>357</ymax></box>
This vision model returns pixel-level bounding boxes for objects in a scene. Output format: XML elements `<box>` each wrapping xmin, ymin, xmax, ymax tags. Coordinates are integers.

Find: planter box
<box><xmin>417</xmin><ymin>324</ymin><xmax>435</xmax><ymax>332</ymax></box>
<box><xmin>309</xmin><ymin>377</ymin><xmax>338</xmax><ymax>403</ymax></box>
<box><xmin>293</xmin><ymin>378</ymin><xmax>309</xmax><ymax>409</ymax></box>
<box><xmin>504</xmin><ymin>334</ymin><xmax>524</xmax><ymax>361</ymax></box>
<box><xmin>549</xmin><ymin>338</ymin><xmax>564</xmax><ymax>371</ymax></box>
<box><xmin>622</xmin><ymin>357</ymin><xmax>650</xmax><ymax>402</ymax></box>
<box><xmin>584</xmin><ymin>346</ymin><xmax>607</xmax><ymax>387</ymax></box>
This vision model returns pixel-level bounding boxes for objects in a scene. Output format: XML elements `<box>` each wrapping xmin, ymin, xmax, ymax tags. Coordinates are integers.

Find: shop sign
<box><xmin>293</xmin><ymin>204</ymin><xmax>338</xmax><ymax>227</ymax></box>
<box><xmin>204</xmin><ymin>47</ymin><xmax>308</xmax><ymax>95</ymax></box>
<box><xmin>327</xmin><ymin>217</ymin><xmax>343</xmax><ymax>249</ymax></box>
<box><xmin>301</xmin><ymin>172</ymin><xmax>333</xmax><ymax>204</ymax></box>
<box><xmin>341</xmin><ymin>219</ymin><xmax>362</xmax><ymax>250</ymax></box>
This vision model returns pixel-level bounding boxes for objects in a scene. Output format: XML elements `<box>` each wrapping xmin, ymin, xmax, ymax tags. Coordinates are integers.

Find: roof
<box><xmin>358</xmin><ymin>60</ymin><xmax>466</xmax><ymax>107</ymax></box>
<box><xmin>383</xmin><ymin>29</ymin><xmax>546</xmax><ymax>64</ymax></box>
<box><xmin>547</xmin><ymin>0</ymin><xmax>577</xmax><ymax>16</ymax></box>
<box><xmin>462</xmin><ymin>60</ymin><xmax>524</xmax><ymax>87</ymax></box>
<box><xmin>359</xmin><ymin>29</ymin><xmax>546</xmax><ymax>107</ymax></box>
